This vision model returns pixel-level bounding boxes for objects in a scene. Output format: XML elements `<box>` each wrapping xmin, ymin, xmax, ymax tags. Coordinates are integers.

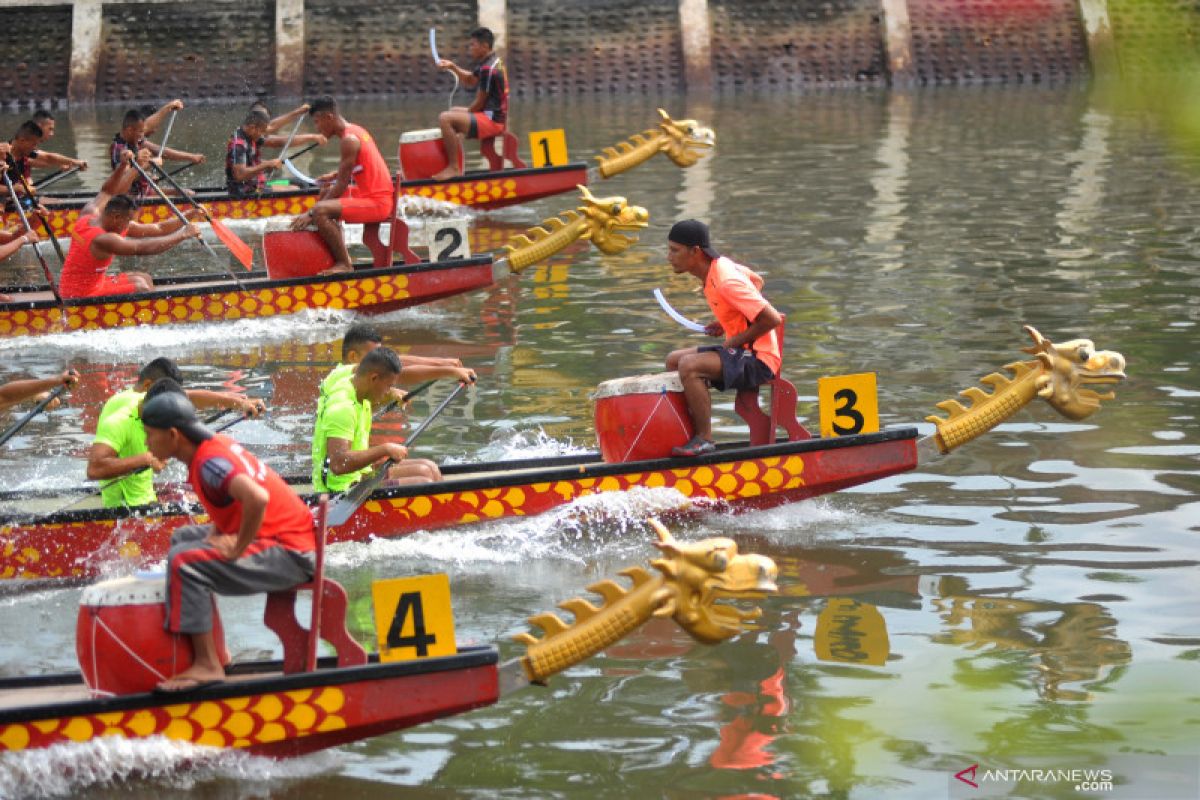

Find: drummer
<box><xmin>663</xmin><ymin>219</ymin><xmax>782</xmax><ymax>457</ymax></box>
<box><xmin>140</xmin><ymin>387</ymin><xmax>316</xmax><ymax>692</ymax></box>
<box><xmin>431</xmin><ymin>27</ymin><xmax>510</xmax><ymax>180</ymax></box>
<box><xmin>288</xmin><ymin>96</ymin><xmax>393</xmax><ymax>274</ymax></box>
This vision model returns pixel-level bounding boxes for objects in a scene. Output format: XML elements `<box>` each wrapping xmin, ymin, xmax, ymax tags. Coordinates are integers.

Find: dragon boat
<box><xmin>18</xmin><ymin>110</ymin><xmax>714</xmax><ymax>240</ymax></box>
<box><xmin>0</xmin><ymin>186</ymin><xmax>649</xmax><ymax>338</ymax></box>
<box><xmin>0</xmin><ymin>518</ymin><xmax>778</xmax><ymax>758</ymax></box>
<box><xmin>0</xmin><ymin>327</ymin><xmax>1126</xmax><ymax>584</ymax></box>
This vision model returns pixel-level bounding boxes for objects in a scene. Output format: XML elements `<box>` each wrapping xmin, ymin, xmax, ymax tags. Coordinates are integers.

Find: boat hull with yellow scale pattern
<box><xmin>25</xmin><ymin>164</ymin><xmax>590</xmax><ymax>239</ymax></box>
<box><xmin>0</xmin><ymin>256</ymin><xmax>495</xmax><ymax>338</ymax></box>
<box><xmin>0</xmin><ymin>647</ymin><xmax>498</xmax><ymax>758</ymax></box>
<box><xmin>0</xmin><ymin>429</ymin><xmax>918</xmax><ymax>584</ymax></box>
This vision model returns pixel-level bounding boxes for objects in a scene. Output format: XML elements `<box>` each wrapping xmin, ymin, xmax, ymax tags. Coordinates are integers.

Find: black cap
<box><xmin>141</xmin><ymin>391</ymin><xmax>212</xmax><ymax>443</ymax></box>
<box><xmin>668</xmin><ymin>219</ymin><xmax>719</xmax><ymax>259</ymax></box>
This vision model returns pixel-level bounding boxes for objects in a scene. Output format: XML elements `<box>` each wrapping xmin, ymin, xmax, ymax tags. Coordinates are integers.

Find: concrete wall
<box><xmin>0</xmin><ymin>0</ymin><xmax>1191</xmax><ymax>107</ymax></box>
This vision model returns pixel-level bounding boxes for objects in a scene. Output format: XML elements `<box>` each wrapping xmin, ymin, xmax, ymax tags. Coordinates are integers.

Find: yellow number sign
<box><xmin>529</xmin><ymin>128</ymin><xmax>568</xmax><ymax>168</ymax></box>
<box><xmin>371</xmin><ymin>574</ymin><xmax>457</xmax><ymax>662</ymax></box>
<box><xmin>817</xmin><ymin>372</ymin><xmax>879</xmax><ymax>438</ymax></box>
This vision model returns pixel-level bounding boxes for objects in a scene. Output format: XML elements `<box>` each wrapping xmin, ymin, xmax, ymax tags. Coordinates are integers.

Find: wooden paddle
<box><xmin>16</xmin><ymin>171</ymin><xmax>65</xmax><ymax>265</ymax></box>
<box><xmin>32</xmin><ymin>165</ymin><xmax>81</xmax><ymax>192</ymax></box>
<box><xmin>149</xmin><ymin>163</ymin><xmax>254</xmax><ymax>269</ymax></box>
<box><xmin>0</xmin><ymin>383</ymin><xmax>69</xmax><ymax>449</ymax></box>
<box><xmin>1</xmin><ymin>169</ymin><xmax>66</xmax><ymax>317</ymax></box>
<box><xmin>371</xmin><ymin>379</ymin><xmax>437</xmax><ymax>421</ymax></box>
<box><xmin>129</xmin><ymin>160</ymin><xmax>250</xmax><ymax>290</ymax></box>
<box><xmin>327</xmin><ymin>381</ymin><xmax>467</xmax><ymax>527</ymax></box>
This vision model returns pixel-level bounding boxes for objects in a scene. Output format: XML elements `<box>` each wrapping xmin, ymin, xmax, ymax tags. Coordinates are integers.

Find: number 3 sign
<box><xmin>371</xmin><ymin>574</ymin><xmax>458</xmax><ymax>662</ymax></box>
<box><xmin>817</xmin><ymin>373</ymin><xmax>880</xmax><ymax>438</ymax></box>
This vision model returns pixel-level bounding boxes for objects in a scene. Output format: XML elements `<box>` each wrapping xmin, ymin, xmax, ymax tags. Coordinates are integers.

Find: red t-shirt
<box><xmin>188</xmin><ymin>435</ymin><xmax>315</xmax><ymax>552</ymax></box>
<box><xmin>703</xmin><ymin>256</ymin><xmax>782</xmax><ymax>375</ymax></box>
<box><xmin>343</xmin><ymin>122</ymin><xmax>392</xmax><ymax>200</ymax></box>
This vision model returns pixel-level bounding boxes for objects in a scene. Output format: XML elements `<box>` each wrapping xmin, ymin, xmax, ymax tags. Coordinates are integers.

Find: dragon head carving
<box><xmin>514</xmin><ymin>519</ymin><xmax>777</xmax><ymax>684</ymax></box>
<box><xmin>648</xmin><ymin>519</ymin><xmax>778</xmax><ymax>644</ymax></box>
<box><xmin>1021</xmin><ymin>325</ymin><xmax>1127</xmax><ymax>420</ymax></box>
<box><xmin>577</xmin><ymin>184</ymin><xmax>649</xmax><ymax>255</ymax></box>
<box><xmin>655</xmin><ymin>108</ymin><xmax>715</xmax><ymax>167</ymax></box>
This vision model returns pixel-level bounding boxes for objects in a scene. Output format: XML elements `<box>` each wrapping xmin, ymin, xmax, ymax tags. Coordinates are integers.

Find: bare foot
<box><xmin>429</xmin><ymin>167</ymin><xmax>462</xmax><ymax>181</ymax></box>
<box><xmin>0</xmin><ymin>294</ymin><xmax>11</xmax><ymax>303</ymax></box>
<box><xmin>156</xmin><ymin>665</ymin><xmax>225</xmax><ymax>693</ymax></box>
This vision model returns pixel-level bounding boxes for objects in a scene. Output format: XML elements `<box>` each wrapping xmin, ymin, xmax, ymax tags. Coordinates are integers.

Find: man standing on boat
<box><xmin>110</xmin><ymin>100</ymin><xmax>205</xmax><ymax>197</ymax></box>
<box><xmin>664</xmin><ymin>219</ymin><xmax>782</xmax><ymax>457</ymax></box>
<box><xmin>313</xmin><ymin>347</ymin><xmax>442</xmax><ymax>490</ymax></box>
<box><xmin>289</xmin><ymin>96</ymin><xmax>393</xmax><ymax>274</ymax></box>
<box><xmin>141</xmin><ymin>387</ymin><xmax>316</xmax><ymax>692</ymax></box>
<box><xmin>59</xmin><ymin>151</ymin><xmax>204</xmax><ymax>298</ymax></box>
<box><xmin>431</xmin><ymin>27</ymin><xmax>510</xmax><ymax>180</ymax></box>
<box><xmin>87</xmin><ymin>358</ymin><xmax>265</xmax><ymax>509</ymax></box>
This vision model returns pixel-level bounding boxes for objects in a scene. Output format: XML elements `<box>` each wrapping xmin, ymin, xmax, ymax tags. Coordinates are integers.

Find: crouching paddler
<box><xmin>140</xmin><ymin>386</ymin><xmax>316</xmax><ymax>692</ymax></box>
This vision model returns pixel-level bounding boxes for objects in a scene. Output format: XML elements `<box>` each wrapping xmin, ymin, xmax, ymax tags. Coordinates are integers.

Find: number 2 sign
<box><xmin>371</xmin><ymin>574</ymin><xmax>458</xmax><ymax>662</ymax></box>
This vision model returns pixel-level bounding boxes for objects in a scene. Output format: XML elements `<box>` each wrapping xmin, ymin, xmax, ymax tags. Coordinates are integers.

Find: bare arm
<box><xmin>266</xmin><ymin>104</ymin><xmax>310</xmax><ymax>135</ymax></box>
<box><xmin>468</xmin><ymin>88</ymin><xmax>487</xmax><ymax>114</ymax></box>
<box><xmin>184</xmin><ymin>389</ymin><xmax>266</xmax><ymax>418</ymax></box>
<box><xmin>326</xmin><ymin>437</ymin><xmax>408</xmax><ymax>477</ymax></box>
<box><xmin>0</xmin><ymin>373</ymin><xmax>70</xmax><ymax>411</ymax></box>
<box><xmin>437</xmin><ymin>60</ymin><xmax>479</xmax><ymax>88</ymax></box>
<box><xmin>726</xmin><ymin>305</ymin><xmax>783</xmax><ymax>351</ymax></box>
<box><xmin>86</xmin><ymin>441</ymin><xmax>162</xmax><ymax>481</ymax></box>
<box><xmin>396</xmin><ymin>365</ymin><xmax>476</xmax><ymax>385</ymax></box>
<box><xmin>261</xmin><ymin>132</ymin><xmax>325</xmax><ymax>149</ymax></box>
<box><xmin>0</xmin><ymin>232</ymin><xmax>35</xmax><ymax>262</ymax></box>
<box><xmin>92</xmin><ymin>225</ymin><xmax>199</xmax><ymax>257</ymax></box>
<box><xmin>143</xmin><ymin>99</ymin><xmax>184</xmax><ymax>136</ymax></box>
<box><xmin>29</xmin><ymin>151</ymin><xmax>86</xmax><ymax>171</ymax></box>
<box><xmin>157</xmin><ymin>146</ymin><xmax>204</xmax><ymax>164</ymax></box>
<box><xmin>230</xmin><ymin>158</ymin><xmax>283</xmax><ymax>181</ymax></box>
<box><xmin>323</xmin><ymin>135</ymin><xmax>361</xmax><ymax>200</ymax></box>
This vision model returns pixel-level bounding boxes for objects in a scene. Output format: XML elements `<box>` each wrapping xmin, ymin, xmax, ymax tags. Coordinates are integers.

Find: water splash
<box><xmin>325</xmin><ymin>485</ymin><xmax>694</xmax><ymax>572</ymax></box>
<box><xmin>0</xmin><ymin>736</ymin><xmax>335</xmax><ymax>799</ymax></box>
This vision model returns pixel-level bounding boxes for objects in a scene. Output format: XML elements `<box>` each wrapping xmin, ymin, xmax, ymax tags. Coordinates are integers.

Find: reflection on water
<box><xmin>0</xmin><ymin>86</ymin><xmax>1198</xmax><ymax>797</ymax></box>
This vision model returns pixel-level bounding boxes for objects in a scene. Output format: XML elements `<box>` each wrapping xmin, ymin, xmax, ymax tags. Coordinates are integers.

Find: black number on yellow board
<box><xmin>434</xmin><ymin>227</ymin><xmax>463</xmax><ymax>262</ymax></box>
<box><xmin>386</xmin><ymin>591</ymin><xmax>438</xmax><ymax>656</ymax></box>
<box><xmin>832</xmin><ymin>388</ymin><xmax>865</xmax><ymax>435</ymax></box>
<box><xmin>537</xmin><ymin>136</ymin><xmax>552</xmax><ymax>165</ymax></box>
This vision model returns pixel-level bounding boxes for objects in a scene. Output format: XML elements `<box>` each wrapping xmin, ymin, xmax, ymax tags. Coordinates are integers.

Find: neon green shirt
<box><xmin>93</xmin><ymin>390</ymin><xmax>155</xmax><ymax>508</ymax></box>
<box><xmin>312</xmin><ymin>376</ymin><xmax>372</xmax><ymax>492</ymax></box>
<box><xmin>320</xmin><ymin>363</ymin><xmax>354</xmax><ymax>399</ymax></box>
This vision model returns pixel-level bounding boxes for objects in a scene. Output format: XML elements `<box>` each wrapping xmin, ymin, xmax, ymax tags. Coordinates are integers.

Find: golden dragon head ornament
<box><xmin>595</xmin><ymin>109</ymin><xmax>715</xmax><ymax>179</ymax></box>
<box><xmin>926</xmin><ymin>325</ymin><xmax>1127</xmax><ymax>454</ymax></box>
<box><xmin>502</xmin><ymin>185</ymin><xmax>648</xmax><ymax>272</ymax></box>
<box><xmin>513</xmin><ymin>519</ymin><xmax>778</xmax><ymax>683</ymax></box>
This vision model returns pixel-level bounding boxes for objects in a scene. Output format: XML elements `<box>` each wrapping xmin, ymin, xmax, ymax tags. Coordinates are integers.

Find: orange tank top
<box><xmin>344</xmin><ymin>122</ymin><xmax>393</xmax><ymax>200</ymax></box>
<box><xmin>60</xmin><ymin>214</ymin><xmax>116</xmax><ymax>298</ymax></box>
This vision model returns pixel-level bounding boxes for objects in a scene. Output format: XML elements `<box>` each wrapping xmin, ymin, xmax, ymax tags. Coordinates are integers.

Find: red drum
<box><xmin>399</xmin><ymin>129</ymin><xmax>461</xmax><ymax>181</ymax></box>
<box><xmin>262</xmin><ymin>228</ymin><xmax>334</xmax><ymax>279</ymax></box>
<box><xmin>594</xmin><ymin>372</ymin><xmax>695</xmax><ymax>463</ymax></box>
<box><xmin>76</xmin><ymin>573</ymin><xmax>229</xmax><ymax>696</ymax></box>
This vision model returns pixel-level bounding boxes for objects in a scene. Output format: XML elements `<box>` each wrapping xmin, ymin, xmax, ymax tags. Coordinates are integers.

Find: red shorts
<box><xmin>338</xmin><ymin>194</ymin><xmax>392</xmax><ymax>224</ymax></box>
<box><xmin>62</xmin><ymin>272</ymin><xmax>140</xmax><ymax>299</ymax></box>
<box><xmin>469</xmin><ymin>113</ymin><xmax>505</xmax><ymax>141</ymax></box>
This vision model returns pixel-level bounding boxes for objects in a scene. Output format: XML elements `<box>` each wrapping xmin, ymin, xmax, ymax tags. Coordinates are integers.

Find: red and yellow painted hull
<box><xmin>0</xmin><ymin>648</ymin><xmax>498</xmax><ymax>758</ymax></box>
<box><xmin>0</xmin><ymin>430</ymin><xmax>918</xmax><ymax>583</ymax></box>
<box><xmin>27</xmin><ymin>164</ymin><xmax>591</xmax><ymax>239</ymax></box>
<box><xmin>0</xmin><ymin>257</ymin><xmax>495</xmax><ymax>338</ymax></box>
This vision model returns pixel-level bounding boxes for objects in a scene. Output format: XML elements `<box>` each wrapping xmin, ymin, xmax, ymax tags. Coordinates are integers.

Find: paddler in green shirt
<box><xmin>313</xmin><ymin>347</ymin><xmax>446</xmax><ymax>491</ymax></box>
<box><xmin>86</xmin><ymin>357</ymin><xmax>266</xmax><ymax>508</ymax></box>
<box><xmin>324</xmin><ymin>322</ymin><xmax>477</xmax><ymax>401</ymax></box>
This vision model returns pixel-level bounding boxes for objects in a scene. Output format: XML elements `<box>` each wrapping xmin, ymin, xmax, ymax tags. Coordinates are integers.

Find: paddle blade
<box><xmin>210</xmin><ymin>218</ymin><xmax>255</xmax><ymax>269</ymax></box>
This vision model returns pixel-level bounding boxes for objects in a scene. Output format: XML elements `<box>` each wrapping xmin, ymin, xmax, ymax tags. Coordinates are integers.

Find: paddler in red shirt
<box><xmin>289</xmin><ymin>95</ymin><xmax>394</xmax><ymax>274</ymax></box>
<box><xmin>141</xmin><ymin>383</ymin><xmax>316</xmax><ymax>692</ymax></box>
<box><xmin>58</xmin><ymin>150</ymin><xmax>204</xmax><ymax>298</ymax></box>
<box><xmin>664</xmin><ymin>219</ymin><xmax>783</xmax><ymax>457</ymax></box>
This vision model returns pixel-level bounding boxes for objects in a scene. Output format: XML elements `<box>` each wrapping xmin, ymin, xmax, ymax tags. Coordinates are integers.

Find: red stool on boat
<box><xmin>263</xmin><ymin>497</ymin><xmax>368</xmax><ymax>674</ymax></box>
<box><xmin>480</xmin><ymin>130</ymin><xmax>526</xmax><ymax>171</ymax></box>
<box><xmin>734</xmin><ymin>318</ymin><xmax>812</xmax><ymax>445</ymax></box>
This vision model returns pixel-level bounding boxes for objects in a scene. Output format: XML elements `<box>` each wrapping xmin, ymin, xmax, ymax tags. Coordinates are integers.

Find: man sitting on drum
<box><xmin>664</xmin><ymin>219</ymin><xmax>783</xmax><ymax>457</ymax></box>
<box><xmin>140</xmin><ymin>383</ymin><xmax>316</xmax><ymax>692</ymax></box>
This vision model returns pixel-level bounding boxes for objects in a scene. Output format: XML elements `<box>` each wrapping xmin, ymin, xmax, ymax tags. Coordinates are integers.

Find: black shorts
<box><xmin>699</xmin><ymin>345</ymin><xmax>775</xmax><ymax>392</ymax></box>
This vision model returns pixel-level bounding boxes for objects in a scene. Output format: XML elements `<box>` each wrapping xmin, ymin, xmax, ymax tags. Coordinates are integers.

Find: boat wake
<box><xmin>0</xmin><ymin>736</ymin><xmax>335</xmax><ymax>799</ymax></box>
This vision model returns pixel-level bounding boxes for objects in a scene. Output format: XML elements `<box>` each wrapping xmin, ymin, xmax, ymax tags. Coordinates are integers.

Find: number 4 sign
<box><xmin>817</xmin><ymin>373</ymin><xmax>880</xmax><ymax>438</ymax></box>
<box><xmin>529</xmin><ymin>129</ymin><xmax>568</xmax><ymax>167</ymax></box>
<box><xmin>371</xmin><ymin>574</ymin><xmax>458</xmax><ymax>662</ymax></box>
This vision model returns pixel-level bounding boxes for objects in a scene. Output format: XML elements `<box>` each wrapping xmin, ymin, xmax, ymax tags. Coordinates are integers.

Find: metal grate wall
<box><xmin>0</xmin><ymin>6</ymin><xmax>72</xmax><ymax>108</ymax></box>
